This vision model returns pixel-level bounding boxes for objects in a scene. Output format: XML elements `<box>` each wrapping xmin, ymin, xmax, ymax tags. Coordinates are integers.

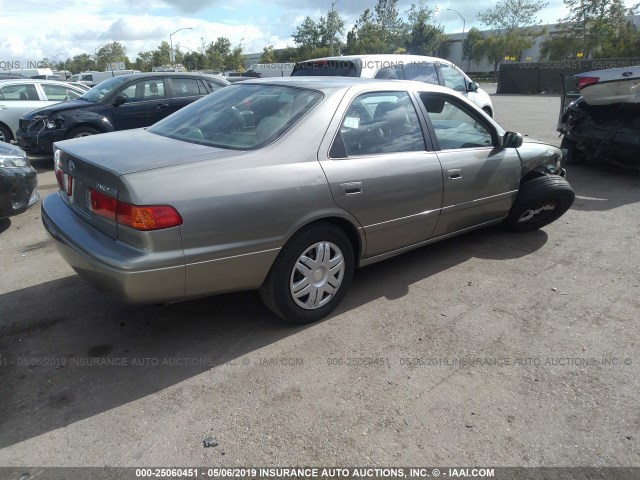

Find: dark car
<box><xmin>558</xmin><ymin>72</ymin><xmax>640</xmax><ymax>170</ymax></box>
<box><xmin>0</xmin><ymin>142</ymin><xmax>39</xmax><ymax>218</ymax></box>
<box><xmin>16</xmin><ymin>72</ymin><xmax>230</xmax><ymax>155</ymax></box>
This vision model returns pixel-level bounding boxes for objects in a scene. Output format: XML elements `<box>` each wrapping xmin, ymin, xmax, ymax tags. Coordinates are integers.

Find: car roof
<box><xmin>296</xmin><ymin>54</ymin><xmax>454</xmax><ymax>65</ymax></box>
<box><xmin>0</xmin><ymin>78</ymin><xmax>83</xmax><ymax>85</ymax></box>
<box><xmin>233</xmin><ymin>76</ymin><xmax>456</xmax><ymax>94</ymax></box>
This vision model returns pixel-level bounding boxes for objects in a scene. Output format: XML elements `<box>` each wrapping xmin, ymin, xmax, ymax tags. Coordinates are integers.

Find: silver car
<box><xmin>0</xmin><ymin>79</ymin><xmax>87</xmax><ymax>143</ymax></box>
<box><xmin>42</xmin><ymin>77</ymin><xmax>574</xmax><ymax>323</ymax></box>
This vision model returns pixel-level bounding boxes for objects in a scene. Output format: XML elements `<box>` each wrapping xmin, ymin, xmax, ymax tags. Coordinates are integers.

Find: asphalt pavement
<box><xmin>0</xmin><ymin>93</ymin><xmax>638</xmax><ymax>469</ymax></box>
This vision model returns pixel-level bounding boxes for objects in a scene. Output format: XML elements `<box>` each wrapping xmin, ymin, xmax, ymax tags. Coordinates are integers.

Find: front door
<box><xmin>418</xmin><ymin>92</ymin><xmax>521</xmax><ymax>236</ymax></box>
<box><xmin>112</xmin><ymin>78</ymin><xmax>172</xmax><ymax>130</ymax></box>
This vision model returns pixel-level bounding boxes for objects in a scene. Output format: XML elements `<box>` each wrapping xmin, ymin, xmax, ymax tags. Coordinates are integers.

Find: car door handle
<box><xmin>448</xmin><ymin>168</ymin><xmax>462</xmax><ymax>180</ymax></box>
<box><xmin>0</xmin><ymin>105</ymin><xmax>7</xmax><ymax>110</ymax></box>
<box><xmin>156</xmin><ymin>103</ymin><xmax>170</xmax><ymax>109</ymax></box>
<box><xmin>340</xmin><ymin>181</ymin><xmax>362</xmax><ymax>195</ymax></box>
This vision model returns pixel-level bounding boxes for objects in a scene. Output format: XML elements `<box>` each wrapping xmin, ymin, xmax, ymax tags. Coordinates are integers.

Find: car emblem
<box><xmin>68</xmin><ymin>160</ymin><xmax>75</xmax><ymax>173</ymax></box>
<box><xmin>622</xmin><ymin>71</ymin><xmax>633</xmax><ymax>77</ymax></box>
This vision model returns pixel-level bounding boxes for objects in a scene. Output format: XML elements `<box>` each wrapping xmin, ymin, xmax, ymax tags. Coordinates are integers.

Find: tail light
<box><xmin>87</xmin><ymin>188</ymin><xmax>182</xmax><ymax>231</ymax></box>
<box><xmin>577</xmin><ymin>76</ymin><xmax>600</xmax><ymax>90</ymax></box>
<box><xmin>54</xmin><ymin>151</ymin><xmax>73</xmax><ymax>196</ymax></box>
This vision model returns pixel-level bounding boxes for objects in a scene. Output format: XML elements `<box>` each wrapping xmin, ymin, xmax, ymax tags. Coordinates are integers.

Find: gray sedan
<box><xmin>42</xmin><ymin>77</ymin><xmax>574</xmax><ymax>323</ymax></box>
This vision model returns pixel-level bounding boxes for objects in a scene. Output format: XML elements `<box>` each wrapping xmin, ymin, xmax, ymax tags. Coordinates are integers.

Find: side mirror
<box><xmin>113</xmin><ymin>94</ymin><xmax>127</xmax><ymax>107</ymax></box>
<box><xmin>468</xmin><ymin>81</ymin><xmax>479</xmax><ymax>92</ymax></box>
<box><xmin>503</xmin><ymin>131</ymin><xmax>523</xmax><ymax>148</ymax></box>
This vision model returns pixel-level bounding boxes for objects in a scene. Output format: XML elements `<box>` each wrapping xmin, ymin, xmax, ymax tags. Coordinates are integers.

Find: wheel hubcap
<box><xmin>290</xmin><ymin>241</ymin><xmax>345</xmax><ymax>310</ymax></box>
<box><xmin>517</xmin><ymin>201</ymin><xmax>556</xmax><ymax>223</ymax></box>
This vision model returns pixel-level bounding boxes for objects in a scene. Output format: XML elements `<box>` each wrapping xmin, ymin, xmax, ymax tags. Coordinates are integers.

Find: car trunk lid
<box><xmin>54</xmin><ymin>129</ymin><xmax>243</xmax><ymax>239</ymax></box>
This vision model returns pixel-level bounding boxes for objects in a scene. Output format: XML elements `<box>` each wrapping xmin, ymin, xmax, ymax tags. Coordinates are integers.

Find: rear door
<box><xmin>166</xmin><ymin>76</ymin><xmax>209</xmax><ymax>116</ymax></box>
<box><xmin>418</xmin><ymin>92</ymin><xmax>521</xmax><ymax>236</ymax></box>
<box><xmin>319</xmin><ymin>90</ymin><xmax>443</xmax><ymax>258</ymax></box>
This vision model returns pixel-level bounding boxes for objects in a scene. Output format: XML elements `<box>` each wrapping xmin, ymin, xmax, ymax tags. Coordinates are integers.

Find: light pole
<box><xmin>447</xmin><ymin>8</ymin><xmax>465</xmax><ymax>71</ymax></box>
<box><xmin>170</xmin><ymin>27</ymin><xmax>193</xmax><ymax>68</ymax></box>
<box><xmin>94</xmin><ymin>43</ymin><xmax>114</xmax><ymax>75</ymax></box>
<box><xmin>330</xmin><ymin>0</ymin><xmax>340</xmax><ymax>56</ymax></box>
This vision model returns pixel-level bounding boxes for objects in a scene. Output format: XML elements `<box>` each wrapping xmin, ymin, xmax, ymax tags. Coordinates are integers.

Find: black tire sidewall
<box><xmin>267</xmin><ymin>224</ymin><xmax>354</xmax><ymax>324</ymax></box>
<box><xmin>0</xmin><ymin>124</ymin><xmax>12</xmax><ymax>143</ymax></box>
<box><xmin>506</xmin><ymin>176</ymin><xmax>575</xmax><ymax>232</ymax></box>
<box><xmin>68</xmin><ymin>127</ymin><xmax>100</xmax><ymax>139</ymax></box>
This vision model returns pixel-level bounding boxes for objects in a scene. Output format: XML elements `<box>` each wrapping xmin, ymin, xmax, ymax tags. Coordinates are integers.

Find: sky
<box><xmin>0</xmin><ymin>0</ymin><xmax>636</xmax><ymax>66</ymax></box>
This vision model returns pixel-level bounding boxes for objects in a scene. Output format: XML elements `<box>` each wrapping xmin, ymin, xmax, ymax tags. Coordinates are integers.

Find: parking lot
<box><xmin>0</xmin><ymin>93</ymin><xmax>638</xmax><ymax>468</ymax></box>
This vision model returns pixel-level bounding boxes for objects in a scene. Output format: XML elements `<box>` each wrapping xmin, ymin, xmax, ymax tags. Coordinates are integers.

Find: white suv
<box><xmin>292</xmin><ymin>54</ymin><xmax>494</xmax><ymax>116</ymax></box>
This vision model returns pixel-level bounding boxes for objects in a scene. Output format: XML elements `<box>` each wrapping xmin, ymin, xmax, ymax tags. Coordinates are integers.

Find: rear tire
<box><xmin>68</xmin><ymin>126</ymin><xmax>101</xmax><ymax>139</ymax></box>
<box><xmin>504</xmin><ymin>175</ymin><xmax>575</xmax><ymax>232</ymax></box>
<box><xmin>0</xmin><ymin>124</ymin><xmax>12</xmax><ymax>143</ymax></box>
<box><xmin>260</xmin><ymin>223</ymin><xmax>354</xmax><ymax>324</ymax></box>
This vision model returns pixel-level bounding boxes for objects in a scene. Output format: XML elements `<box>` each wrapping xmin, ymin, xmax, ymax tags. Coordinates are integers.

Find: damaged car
<box><xmin>42</xmin><ymin>78</ymin><xmax>574</xmax><ymax>324</ymax></box>
<box><xmin>558</xmin><ymin>66</ymin><xmax>640</xmax><ymax>170</ymax></box>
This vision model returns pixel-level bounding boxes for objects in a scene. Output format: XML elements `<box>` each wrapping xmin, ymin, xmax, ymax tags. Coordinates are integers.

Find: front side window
<box><xmin>330</xmin><ymin>91</ymin><xmax>425</xmax><ymax>157</ymax></box>
<box><xmin>149</xmin><ymin>84</ymin><xmax>322</xmax><ymax>150</ymax></box>
<box><xmin>81</xmin><ymin>75</ymin><xmax>131</xmax><ymax>102</ymax></box>
<box><xmin>440</xmin><ymin>64</ymin><xmax>467</xmax><ymax>92</ymax></box>
<box><xmin>421</xmin><ymin>93</ymin><xmax>494</xmax><ymax>150</ymax></box>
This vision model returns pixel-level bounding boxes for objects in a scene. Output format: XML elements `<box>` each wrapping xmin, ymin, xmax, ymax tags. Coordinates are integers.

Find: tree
<box><xmin>321</xmin><ymin>10</ymin><xmax>346</xmax><ymax>55</ymax></box>
<box><xmin>135</xmin><ymin>51</ymin><xmax>154</xmax><ymax>71</ymax></box>
<box><xmin>260</xmin><ymin>45</ymin><xmax>276</xmax><ymax>63</ymax></box>
<box><xmin>292</xmin><ymin>17</ymin><xmax>322</xmax><ymax>50</ymax></box>
<box><xmin>473</xmin><ymin>0</ymin><xmax>548</xmax><ymax>73</ymax></box>
<box><xmin>405</xmin><ymin>1</ymin><xmax>446</xmax><ymax>56</ymax></box>
<box><xmin>68</xmin><ymin>53</ymin><xmax>95</xmax><ymax>73</ymax></box>
<box><xmin>463</xmin><ymin>27</ymin><xmax>484</xmax><ymax>69</ymax></box>
<box><xmin>374</xmin><ymin>0</ymin><xmax>407</xmax><ymax>47</ymax></box>
<box><xmin>95</xmin><ymin>42</ymin><xmax>128</xmax><ymax>71</ymax></box>
<box><xmin>541</xmin><ymin>0</ymin><xmax>640</xmax><ymax>59</ymax></box>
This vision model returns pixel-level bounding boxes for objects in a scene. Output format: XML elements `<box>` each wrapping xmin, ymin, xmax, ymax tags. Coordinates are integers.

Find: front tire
<box><xmin>68</xmin><ymin>126</ymin><xmax>101</xmax><ymax>139</ymax></box>
<box><xmin>0</xmin><ymin>124</ymin><xmax>12</xmax><ymax>143</ymax></box>
<box><xmin>504</xmin><ymin>175</ymin><xmax>575</xmax><ymax>232</ymax></box>
<box><xmin>260</xmin><ymin>223</ymin><xmax>354</xmax><ymax>324</ymax></box>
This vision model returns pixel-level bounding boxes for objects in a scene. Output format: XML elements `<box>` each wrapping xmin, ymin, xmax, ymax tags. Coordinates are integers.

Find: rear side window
<box><xmin>41</xmin><ymin>84</ymin><xmax>83</xmax><ymax>101</ymax></box>
<box><xmin>403</xmin><ymin>62</ymin><xmax>439</xmax><ymax>85</ymax></box>
<box><xmin>171</xmin><ymin>77</ymin><xmax>204</xmax><ymax>98</ymax></box>
<box><xmin>330</xmin><ymin>91</ymin><xmax>425</xmax><ymax>157</ymax></box>
<box><xmin>292</xmin><ymin>60</ymin><xmax>359</xmax><ymax>77</ymax></box>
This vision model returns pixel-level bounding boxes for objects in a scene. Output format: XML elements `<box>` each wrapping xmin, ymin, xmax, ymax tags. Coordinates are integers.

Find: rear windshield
<box><xmin>292</xmin><ymin>60</ymin><xmax>360</xmax><ymax>77</ymax></box>
<box><xmin>148</xmin><ymin>84</ymin><xmax>323</xmax><ymax>150</ymax></box>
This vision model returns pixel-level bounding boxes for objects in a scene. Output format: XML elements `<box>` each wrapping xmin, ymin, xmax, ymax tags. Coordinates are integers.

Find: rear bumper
<box><xmin>0</xmin><ymin>166</ymin><xmax>39</xmax><ymax>218</ymax></box>
<box><xmin>41</xmin><ymin>193</ymin><xmax>186</xmax><ymax>304</ymax></box>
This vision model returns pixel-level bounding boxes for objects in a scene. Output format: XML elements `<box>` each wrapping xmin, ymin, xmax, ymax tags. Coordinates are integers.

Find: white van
<box><xmin>292</xmin><ymin>54</ymin><xmax>494</xmax><ymax>116</ymax></box>
<box><xmin>68</xmin><ymin>70</ymin><xmax>138</xmax><ymax>86</ymax></box>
